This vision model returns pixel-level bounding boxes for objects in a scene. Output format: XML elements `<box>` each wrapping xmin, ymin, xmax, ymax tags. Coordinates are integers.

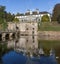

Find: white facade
<box><xmin>15</xmin><ymin>10</ymin><xmax>51</xmax><ymax>22</ymax></box>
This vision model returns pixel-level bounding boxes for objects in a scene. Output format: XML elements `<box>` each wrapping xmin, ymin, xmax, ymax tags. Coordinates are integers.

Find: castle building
<box><xmin>7</xmin><ymin>10</ymin><xmax>51</xmax><ymax>50</ymax></box>
<box><xmin>7</xmin><ymin>21</ymin><xmax>38</xmax><ymax>49</ymax></box>
<box><xmin>8</xmin><ymin>21</ymin><xmax>38</xmax><ymax>35</ymax></box>
<box><xmin>15</xmin><ymin>9</ymin><xmax>51</xmax><ymax>22</ymax></box>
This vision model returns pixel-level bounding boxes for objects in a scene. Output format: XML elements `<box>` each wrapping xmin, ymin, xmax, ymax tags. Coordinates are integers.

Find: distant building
<box><xmin>15</xmin><ymin>9</ymin><xmax>51</xmax><ymax>22</ymax></box>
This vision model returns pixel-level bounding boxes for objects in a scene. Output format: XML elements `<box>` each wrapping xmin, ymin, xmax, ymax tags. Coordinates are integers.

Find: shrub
<box><xmin>41</xmin><ymin>15</ymin><xmax>50</xmax><ymax>22</ymax></box>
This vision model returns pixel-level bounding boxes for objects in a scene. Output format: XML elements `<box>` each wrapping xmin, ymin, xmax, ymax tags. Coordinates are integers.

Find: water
<box><xmin>0</xmin><ymin>36</ymin><xmax>60</xmax><ymax>64</ymax></box>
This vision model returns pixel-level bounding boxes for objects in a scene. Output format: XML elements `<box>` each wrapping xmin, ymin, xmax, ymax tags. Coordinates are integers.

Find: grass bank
<box><xmin>38</xmin><ymin>22</ymin><xmax>60</xmax><ymax>31</ymax></box>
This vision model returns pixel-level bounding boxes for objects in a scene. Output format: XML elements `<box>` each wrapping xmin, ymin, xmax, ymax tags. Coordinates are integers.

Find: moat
<box><xmin>0</xmin><ymin>35</ymin><xmax>60</xmax><ymax>64</ymax></box>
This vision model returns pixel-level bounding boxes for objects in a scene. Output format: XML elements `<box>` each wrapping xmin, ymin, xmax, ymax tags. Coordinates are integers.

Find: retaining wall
<box><xmin>38</xmin><ymin>31</ymin><xmax>60</xmax><ymax>40</ymax></box>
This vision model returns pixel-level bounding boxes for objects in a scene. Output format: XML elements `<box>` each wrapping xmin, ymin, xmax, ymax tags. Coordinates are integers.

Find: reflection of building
<box><xmin>7</xmin><ymin>36</ymin><xmax>38</xmax><ymax>52</ymax></box>
<box><xmin>2</xmin><ymin>51</ymin><xmax>57</xmax><ymax>64</ymax></box>
<box><xmin>7</xmin><ymin>40</ymin><xmax>15</xmax><ymax>48</ymax></box>
<box><xmin>15</xmin><ymin>9</ymin><xmax>51</xmax><ymax>22</ymax></box>
<box><xmin>15</xmin><ymin>36</ymin><xmax>38</xmax><ymax>49</ymax></box>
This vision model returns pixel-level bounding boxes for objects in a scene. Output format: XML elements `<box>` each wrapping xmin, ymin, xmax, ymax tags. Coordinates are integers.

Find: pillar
<box><xmin>9</xmin><ymin>33</ymin><xmax>13</xmax><ymax>39</ymax></box>
<box><xmin>2</xmin><ymin>33</ymin><xmax>6</xmax><ymax>39</ymax></box>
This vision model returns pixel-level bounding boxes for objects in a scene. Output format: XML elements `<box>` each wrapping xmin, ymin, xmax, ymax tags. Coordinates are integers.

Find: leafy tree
<box><xmin>57</xmin><ymin>15</ymin><xmax>60</xmax><ymax>23</ymax></box>
<box><xmin>0</xmin><ymin>5</ymin><xmax>15</xmax><ymax>30</ymax></box>
<box><xmin>41</xmin><ymin>15</ymin><xmax>50</xmax><ymax>22</ymax></box>
<box><xmin>16</xmin><ymin>12</ymin><xmax>24</xmax><ymax>16</ymax></box>
<box><xmin>13</xmin><ymin>18</ymin><xmax>19</xmax><ymax>23</ymax></box>
<box><xmin>2</xmin><ymin>20</ymin><xmax>8</xmax><ymax>30</ymax></box>
<box><xmin>0</xmin><ymin>5</ymin><xmax>7</xmax><ymax>30</ymax></box>
<box><xmin>0</xmin><ymin>6</ymin><xmax>6</xmax><ymax>18</ymax></box>
<box><xmin>5</xmin><ymin>12</ymin><xmax>15</xmax><ymax>22</ymax></box>
<box><xmin>52</xmin><ymin>3</ymin><xmax>60</xmax><ymax>21</ymax></box>
<box><xmin>0</xmin><ymin>5</ymin><xmax>6</xmax><ymax>23</ymax></box>
<box><xmin>16</xmin><ymin>12</ymin><xmax>21</xmax><ymax>16</ymax></box>
<box><xmin>0</xmin><ymin>5</ymin><xmax>5</xmax><ymax>11</ymax></box>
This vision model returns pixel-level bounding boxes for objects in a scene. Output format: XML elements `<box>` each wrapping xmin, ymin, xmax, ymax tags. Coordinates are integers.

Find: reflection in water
<box><xmin>2</xmin><ymin>51</ymin><xmax>27</xmax><ymax>64</ymax></box>
<box><xmin>2</xmin><ymin>50</ymin><xmax>57</xmax><ymax>64</ymax></box>
<box><xmin>0</xmin><ymin>36</ymin><xmax>60</xmax><ymax>64</ymax></box>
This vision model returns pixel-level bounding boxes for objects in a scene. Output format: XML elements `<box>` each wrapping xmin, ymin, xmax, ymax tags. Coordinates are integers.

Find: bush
<box><xmin>57</xmin><ymin>15</ymin><xmax>60</xmax><ymax>23</ymax></box>
<box><xmin>41</xmin><ymin>15</ymin><xmax>50</xmax><ymax>22</ymax></box>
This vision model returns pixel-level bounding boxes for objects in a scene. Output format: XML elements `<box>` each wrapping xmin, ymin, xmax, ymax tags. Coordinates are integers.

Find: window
<box><xmin>25</xmin><ymin>34</ymin><xmax>28</xmax><ymax>36</ymax></box>
<box><xmin>26</xmin><ymin>39</ymin><xmax>28</xmax><ymax>42</ymax></box>
<box><xmin>21</xmin><ymin>34</ymin><xmax>24</xmax><ymax>36</ymax></box>
<box><xmin>32</xmin><ymin>36</ymin><xmax>34</xmax><ymax>39</ymax></box>
<box><xmin>26</xmin><ymin>28</ymin><xmax>28</xmax><ymax>30</ymax></box>
<box><xmin>22</xmin><ymin>20</ymin><xmax>23</xmax><ymax>22</ymax></box>
<box><xmin>32</xmin><ymin>31</ymin><xmax>34</xmax><ymax>34</ymax></box>
<box><xmin>33</xmin><ymin>28</ymin><xmax>34</xmax><ymax>30</ymax></box>
<box><xmin>33</xmin><ymin>40</ymin><xmax>35</xmax><ymax>43</ymax></box>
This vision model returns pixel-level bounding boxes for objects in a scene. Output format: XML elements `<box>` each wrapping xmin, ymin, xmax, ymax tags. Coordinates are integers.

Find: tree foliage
<box><xmin>41</xmin><ymin>15</ymin><xmax>50</xmax><ymax>22</ymax></box>
<box><xmin>16</xmin><ymin>12</ymin><xmax>21</xmax><ymax>16</ymax></box>
<box><xmin>13</xmin><ymin>18</ymin><xmax>19</xmax><ymax>23</ymax></box>
<box><xmin>52</xmin><ymin>3</ymin><xmax>60</xmax><ymax>21</ymax></box>
<box><xmin>0</xmin><ymin>5</ymin><xmax>15</xmax><ymax>22</ymax></box>
<box><xmin>0</xmin><ymin>5</ymin><xmax>15</xmax><ymax>30</ymax></box>
<box><xmin>5</xmin><ymin>12</ymin><xmax>15</xmax><ymax>22</ymax></box>
<box><xmin>57</xmin><ymin>15</ymin><xmax>60</xmax><ymax>23</ymax></box>
<box><xmin>0</xmin><ymin>6</ymin><xmax>6</xmax><ymax>23</ymax></box>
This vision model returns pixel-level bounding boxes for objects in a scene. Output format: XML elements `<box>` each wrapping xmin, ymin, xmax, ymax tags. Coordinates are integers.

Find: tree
<box><xmin>16</xmin><ymin>12</ymin><xmax>21</xmax><ymax>16</ymax></box>
<box><xmin>41</xmin><ymin>15</ymin><xmax>50</xmax><ymax>22</ymax></box>
<box><xmin>0</xmin><ymin>5</ymin><xmax>6</xmax><ymax>23</ymax></box>
<box><xmin>52</xmin><ymin>3</ymin><xmax>60</xmax><ymax>21</ymax></box>
<box><xmin>57</xmin><ymin>15</ymin><xmax>60</xmax><ymax>23</ymax></box>
<box><xmin>13</xmin><ymin>18</ymin><xmax>19</xmax><ymax>23</ymax></box>
<box><xmin>5</xmin><ymin>12</ymin><xmax>15</xmax><ymax>22</ymax></box>
<box><xmin>2</xmin><ymin>20</ymin><xmax>8</xmax><ymax>30</ymax></box>
<box><xmin>0</xmin><ymin>5</ymin><xmax>7</xmax><ymax>30</ymax></box>
<box><xmin>0</xmin><ymin>5</ymin><xmax>15</xmax><ymax>30</ymax></box>
<box><xmin>0</xmin><ymin>5</ymin><xmax>5</xmax><ymax>11</ymax></box>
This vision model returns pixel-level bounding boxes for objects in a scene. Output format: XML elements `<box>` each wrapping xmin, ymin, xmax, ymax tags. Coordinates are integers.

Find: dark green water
<box><xmin>38</xmin><ymin>40</ymin><xmax>60</xmax><ymax>64</ymax></box>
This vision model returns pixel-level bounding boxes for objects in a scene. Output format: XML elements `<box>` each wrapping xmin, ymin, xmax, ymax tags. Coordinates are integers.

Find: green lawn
<box><xmin>38</xmin><ymin>22</ymin><xmax>60</xmax><ymax>31</ymax></box>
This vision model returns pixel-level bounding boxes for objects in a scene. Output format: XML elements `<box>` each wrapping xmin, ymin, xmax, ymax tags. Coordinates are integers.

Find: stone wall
<box><xmin>8</xmin><ymin>22</ymin><xmax>38</xmax><ymax>35</ymax></box>
<box><xmin>38</xmin><ymin>31</ymin><xmax>60</xmax><ymax>40</ymax></box>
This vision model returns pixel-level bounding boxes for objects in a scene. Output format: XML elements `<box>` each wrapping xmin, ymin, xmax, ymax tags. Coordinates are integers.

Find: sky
<box><xmin>0</xmin><ymin>0</ymin><xmax>60</xmax><ymax>14</ymax></box>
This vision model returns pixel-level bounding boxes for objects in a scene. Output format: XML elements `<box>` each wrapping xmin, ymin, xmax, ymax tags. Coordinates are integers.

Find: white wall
<box><xmin>15</xmin><ymin>13</ymin><xmax>51</xmax><ymax>22</ymax></box>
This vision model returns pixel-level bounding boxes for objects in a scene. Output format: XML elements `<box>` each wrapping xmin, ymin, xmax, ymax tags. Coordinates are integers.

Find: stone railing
<box><xmin>38</xmin><ymin>31</ymin><xmax>60</xmax><ymax>40</ymax></box>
